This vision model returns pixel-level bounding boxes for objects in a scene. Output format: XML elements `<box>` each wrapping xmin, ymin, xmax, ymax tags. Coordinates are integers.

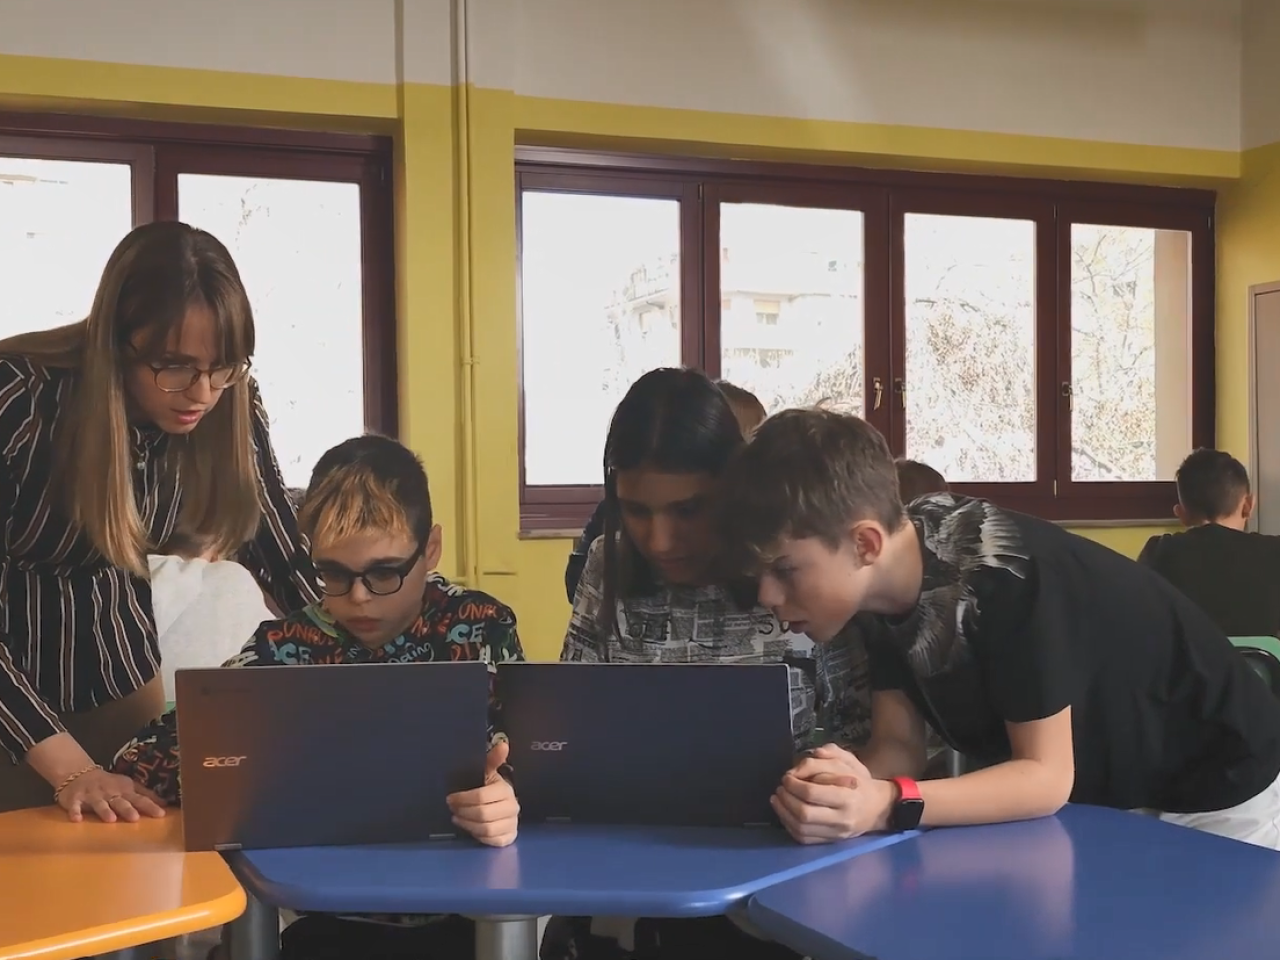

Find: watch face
<box><xmin>892</xmin><ymin>797</ymin><xmax>925</xmax><ymax>831</ymax></box>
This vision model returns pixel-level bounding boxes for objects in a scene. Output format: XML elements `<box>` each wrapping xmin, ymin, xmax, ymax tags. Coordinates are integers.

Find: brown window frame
<box><xmin>516</xmin><ymin>147</ymin><xmax>1215</xmax><ymax>531</ymax></box>
<box><xmin>0</xmin><ymin>112</ymin><xmax>397</xmax><ymax>437</ymax></box>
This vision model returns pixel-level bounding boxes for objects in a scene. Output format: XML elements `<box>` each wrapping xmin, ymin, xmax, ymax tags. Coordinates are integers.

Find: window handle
<box><xmin>872</xmin><ymin>377</ymin><xmax>884</xmax><ymax>411</ymax></box>
<box><xmin>1061</xmin><ymin>381</ymin><xmax>1073</xmax><ymax>412</ymax></box>
<box><xmin>894</xmin><ymin>378</ymin><xmax>906</xmax><ymax>407</ymax></box>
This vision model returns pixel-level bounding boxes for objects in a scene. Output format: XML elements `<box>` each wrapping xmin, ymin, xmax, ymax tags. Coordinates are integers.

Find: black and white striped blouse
<box><xmin>0</xmin><ymin>357</ymin><xmax>320</xmax><ymax>761</ymax></box>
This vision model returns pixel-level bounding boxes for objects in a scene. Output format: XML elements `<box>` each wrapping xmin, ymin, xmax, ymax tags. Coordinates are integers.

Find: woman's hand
<box><xmin>56</xmin><ymin>767</ymin><xmax>168</xmax><ymax>823</ymax></box>
<box><xmin>446</xmin><ymin>739</ymin><xmax>519</xmax><ymax>848</ymax></box>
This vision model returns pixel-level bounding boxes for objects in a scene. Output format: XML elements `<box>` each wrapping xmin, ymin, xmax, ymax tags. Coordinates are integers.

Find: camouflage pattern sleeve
<box><xmin>481</xmin><ymin>605</ymin><xmax>524</xmax><ymax>749</ymax></box>
<box><xmin>111</xmin><ymin>710</ymin><xmax>182</xmax><ymax>803</ymax></box>
<box><xmin>110</xmin><ymin>621</ymin><xmax>287</xmax><ymax>803</ymax></box>
<box><xmin>560</xmin><ymin>536</ymin><xmax>607</xmax><ymax>663</ymax></box>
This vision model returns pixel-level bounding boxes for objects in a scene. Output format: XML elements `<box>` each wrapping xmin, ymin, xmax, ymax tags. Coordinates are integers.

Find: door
<box><xmin>1249</xmin><ymin>284</ymin><xmax>1280</xmax><ymax>534</ymax></box>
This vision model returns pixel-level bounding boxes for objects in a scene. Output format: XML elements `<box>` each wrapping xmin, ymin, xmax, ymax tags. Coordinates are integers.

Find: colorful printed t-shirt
<box><xmin>113</xmin><ymin>572</ymin><xmax>524</xmax><ymax>804</ymax></box>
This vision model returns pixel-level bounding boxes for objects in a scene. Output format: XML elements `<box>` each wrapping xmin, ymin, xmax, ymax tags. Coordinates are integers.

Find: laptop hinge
<box><xmin>214</xmin><ymin>842</ymin><xmax>243</xmax><ymax>851</ymax></box>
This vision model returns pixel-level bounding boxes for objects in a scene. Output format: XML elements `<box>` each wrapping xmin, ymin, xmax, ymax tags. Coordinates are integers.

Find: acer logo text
<box><xmin>530</xmin><ymin>741</ymin><xmax>567</xmax><ymax>751</ymax></box>
<box><xmin>202</xmin><ymin>756</ymin><xmax>247</xmax><ymax>768</ymax></box>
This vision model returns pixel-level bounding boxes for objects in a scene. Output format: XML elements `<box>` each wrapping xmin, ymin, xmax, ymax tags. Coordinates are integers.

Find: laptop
<box><xmin>499</xmin><ymin>662</ymin><xmax>795</xmax><ymax>828</ymax></box>
<box><xmin>175</xmin><ymin>661</ymin><xmax>490</xmax><ymax>851</ymax></box>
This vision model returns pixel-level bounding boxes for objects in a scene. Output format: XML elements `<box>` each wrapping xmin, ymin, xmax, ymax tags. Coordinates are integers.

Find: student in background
<box><xmin>0</xmin><ymin>222</ymin><xmax>318</xmax><ymax>819</ymax></box>
<box><xmin>545</xmin><ymin>370</ymin><xmax>846</xmax><ymax>960</ymax></box>
<box><xmin>717</xmin><ymin>379</ymin><xmax>768</xmax><ymax>436</ymax></box>
<box><xmin>1139</xmin><ymin>448</ymin><xmax>1280</xmax><ymax>638</ymax></box>
<box><xmin>115</xmin><ymin>434</ymin><xmax>524</xmax><ymax>960</ymax></box>
<box><xmin>562</xmin><ymin>378</ymin><xmax>767</xmax><ymax>603</ymax></box>
<box><xmin>895</xmin><ymin>458</ymin><xmax>949</xmax><ymax>504</ymax></box>
<box><xmin>722</xmin><ymin>409</ymin><xmax>1280</xmax><ymax>850</ymax></box>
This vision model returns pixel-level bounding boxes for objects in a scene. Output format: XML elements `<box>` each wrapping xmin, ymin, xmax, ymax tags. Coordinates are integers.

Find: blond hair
<box><xmin>0</xmin><ymin>222</ymin><xmax>260</xmax><ymax>577</ymax></box>
<box><xmin>297</xmin><ymin>435</ymin><xmax>431</xmax><ymax>552</ymax></box>
<box><xmin>299</xmin><ymin>466</ymin><xmax>415</xmax><ymax>550</ymax></box>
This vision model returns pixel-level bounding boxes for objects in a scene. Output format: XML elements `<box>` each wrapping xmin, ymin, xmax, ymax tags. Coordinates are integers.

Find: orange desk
<box><xmin>0</xmin><ymin>807</ymin><xmax>245</xmax><ymax>960</ymax></box>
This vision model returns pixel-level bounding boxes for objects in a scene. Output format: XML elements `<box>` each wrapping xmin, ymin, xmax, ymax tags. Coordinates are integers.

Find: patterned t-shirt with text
<box><xmin>562</xmin><ymin>537</ymin><xmax>872</xmax><ymax>751</ymax></box>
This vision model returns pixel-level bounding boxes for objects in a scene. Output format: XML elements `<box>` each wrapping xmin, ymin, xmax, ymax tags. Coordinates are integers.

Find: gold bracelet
<box><xmin>52</xmin><ymin>763</ymin><xmax>102</xmax><ymax>802</ymax></box>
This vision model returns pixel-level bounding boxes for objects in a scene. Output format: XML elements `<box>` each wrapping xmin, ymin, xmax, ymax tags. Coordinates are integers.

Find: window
<box><xmin>0</xmin><ymin>143</ymin><xmax>142</xmax><ymax>339</ymax></box>
<box><xmin>717</xmin><ymin>200</ymin><xmax>865</xmax><ymax>418</ymax></box>
<box><xmin>901</xmin><ymin>207</ymin><xmax>1039</xmax><ymax>484</ymax></box>
<box><xmin>520</xmin><ymin>187</ymin><xmax>683</xmax><ymax>490</ymax></box>
<box><xmin>0</xmin><ymin>115</ymin><xmax>395</xmax><ymax>489</ymax></box>
<box><xmin>517</xmin><ymin>152</ymin><xmax>1213</xmax><ymax>529</ymax></box>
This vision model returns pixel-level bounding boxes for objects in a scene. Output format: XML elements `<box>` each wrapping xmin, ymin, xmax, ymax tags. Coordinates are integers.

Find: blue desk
<box><xmin>746</xmin><ymin>804</ymin><xmax>1280</xmax><ymax>960</ymax></box>
<box><xmin>230</xmin><ymin>824</ymin><xmax>917</xmax><ymax>960</ymax></box>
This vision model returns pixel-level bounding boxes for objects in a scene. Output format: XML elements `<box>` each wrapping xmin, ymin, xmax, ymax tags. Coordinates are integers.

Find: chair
<box><xmin>1230</xmin><ymin>637</ymin><xmax>1280</xmax><ymax>696</ymax></box>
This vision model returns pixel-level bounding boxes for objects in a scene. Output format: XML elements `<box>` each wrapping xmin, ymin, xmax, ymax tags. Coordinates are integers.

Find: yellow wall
<box><xmin>1218</xmin><ymin>142</ymin><xmax>1280</xmax><ymax>457</ymax></box>
<box><xmin>2</xmin><ymin>51</ymin><xmax>1245</xmax><ymax>659</ymax></box>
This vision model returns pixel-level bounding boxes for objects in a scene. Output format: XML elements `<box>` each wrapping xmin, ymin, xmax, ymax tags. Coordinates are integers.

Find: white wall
<box><xmin>1243</xmin><ymin>0</ymin><xmax>1280</xmax><ymax>149</ymax></box>
<box><xmin>0</xmin><ymin>0</ymin><xmax>1253</xmax><ymax>151</ymax></box>
<box><xmin>0</xmin><ymin>0</ymin><xmax>406</xmax><ymax>83</ymax></box>
<box><xmin>510</xmin><ymin>0</ymin><xmax>1243</xmax><ymax>151</ymax></box>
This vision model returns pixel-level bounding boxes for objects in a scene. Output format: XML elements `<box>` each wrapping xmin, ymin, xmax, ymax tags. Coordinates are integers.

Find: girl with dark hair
<box><xmin>562</xmin><ymin>377</ymin><xmax>767</xmax><ymax>602</ymax></box>
<box><xmin>562</xmin><ymin>368</ymin><xmax>797</xmax><ymax>666</ymax></box>
<box><xmin>547</xmin><ymin>368</ymin><xmax>865</xmax><ymax>960</ymax></box>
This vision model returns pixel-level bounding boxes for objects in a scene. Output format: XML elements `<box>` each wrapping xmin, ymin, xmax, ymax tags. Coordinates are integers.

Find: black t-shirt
<box><xmin>1138</xmin><ymin>524</ymin><xmax>1280</xmax><ymax>639</ymax></box>
<box><xmin>859</xmin><ymin>494</ymin><xmax>1280</xmax><ymax>814</ymax></box>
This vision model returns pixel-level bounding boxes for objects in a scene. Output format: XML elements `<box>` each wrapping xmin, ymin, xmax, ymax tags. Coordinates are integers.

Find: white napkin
<box><xmin>148</xmin><ymin>554</ymin><xmax>275</xmax><ymax>701</ymax></box>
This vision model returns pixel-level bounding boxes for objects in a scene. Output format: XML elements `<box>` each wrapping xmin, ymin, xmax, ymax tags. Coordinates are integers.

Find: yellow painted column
<box><xmin>395</xmin><ymin>0</ymin><xmax>465</xmax><ymax>577</ymax></box>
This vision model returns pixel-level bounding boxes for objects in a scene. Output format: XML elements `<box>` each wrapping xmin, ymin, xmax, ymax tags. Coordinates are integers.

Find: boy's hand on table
<box><xmin>446</xmin><ymin>739</ymin><xmax>519</xmax><ymax>847</ymax></box>
<box><xmin>772</xmin><ymin>743</ymin><xmax>894</xmax><ymax>844</ymax></box>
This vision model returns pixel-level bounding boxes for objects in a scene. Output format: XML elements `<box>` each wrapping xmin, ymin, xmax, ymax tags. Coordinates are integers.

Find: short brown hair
<box><xmin>1176</xmin><ymin>448</ymin><xmax>1250</xmax><ymax>522</ymax></box>
<box><xmin>895</xmin><ymin>459</ymin><xmax>948</xmax><ymax>504</ymax></box>
<box><xmin>159</xmin><ymin>530</ymin><xmax>214</xmax><ymax>560</ymax></box>
<box><xmin>715</xmin><ymin>380</ymin><xmax>767</xmax><ymax>436</ymax></box>
<box><xmin>722</xmin><ymin>408</ymin><xmax>904</xmax><ymax>562</ymax></box>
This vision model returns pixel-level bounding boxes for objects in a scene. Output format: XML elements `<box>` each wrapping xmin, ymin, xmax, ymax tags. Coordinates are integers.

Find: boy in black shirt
<box><xmin>1139</xmin><ymin>448</ymin><xmax>1280</xmax><ymax>638</ymax></box>
<box><xmin>723</xmin><ymin>410</ymin><xmax>1280</xmax><ymax>848</ymax></box>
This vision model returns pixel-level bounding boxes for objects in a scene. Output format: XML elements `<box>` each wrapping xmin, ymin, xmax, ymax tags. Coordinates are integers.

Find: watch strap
<box><xmin>890</xmin><ymin>776</ymin><xmax>922</xmax><ymax>802</ymax></box>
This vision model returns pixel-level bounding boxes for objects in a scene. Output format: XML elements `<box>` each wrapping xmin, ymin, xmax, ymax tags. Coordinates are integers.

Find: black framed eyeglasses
<box><xmin>142</xmin><ymin>359</ymin><xmax>251</xmax><ymax>394</ymax></box>
<box><xmin>317</xmin><ymin>542</ymin><xmax>426</xmax><ymax>597</ymax></box>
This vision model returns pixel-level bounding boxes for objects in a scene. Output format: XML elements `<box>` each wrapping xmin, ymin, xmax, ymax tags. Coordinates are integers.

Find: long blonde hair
<box><xmin>0</xmin><ymin>222</ymin><xmax>262</xmax><ymax>577</ymax></box>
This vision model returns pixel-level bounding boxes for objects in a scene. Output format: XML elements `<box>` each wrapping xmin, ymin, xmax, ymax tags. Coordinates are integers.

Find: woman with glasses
<box><xmin>0</xmin><ymin>221</ymin><xmax>318</xmax><ymax>818</ymax></box>
<box><xmin>114</xmin><ymin>433</ymin><xmax>524</xmax><ymax>960</ymax></box>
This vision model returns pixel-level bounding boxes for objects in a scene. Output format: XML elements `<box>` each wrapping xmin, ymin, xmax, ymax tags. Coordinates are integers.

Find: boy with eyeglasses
<box><xmin>114</xmin><ymin>434</ymin><xmax>524</xmax><ymax>960</ymax></box>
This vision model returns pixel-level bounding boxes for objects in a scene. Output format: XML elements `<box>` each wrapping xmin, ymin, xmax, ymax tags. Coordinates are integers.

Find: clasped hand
<box><xmin>771</xmin><ymin>743</ymin><xmax>893</xmax><ymax>845</ymax></box>
<box><xmin>445</xmin><ymin>738</ymin><xmax>519</xmax><ymax>847</ymax></box>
